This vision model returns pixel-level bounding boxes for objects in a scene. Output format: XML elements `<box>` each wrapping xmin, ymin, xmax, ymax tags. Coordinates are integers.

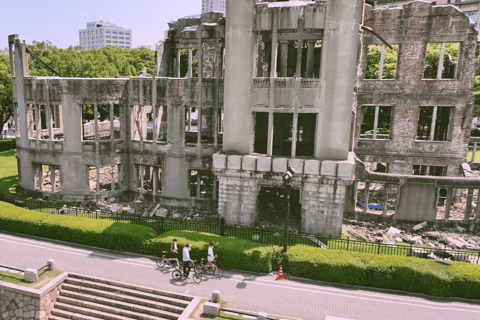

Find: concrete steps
<box><xmin>48</xmin><ymin>273</ymin><xmax>194</xmax><ymax>320</ymax></box>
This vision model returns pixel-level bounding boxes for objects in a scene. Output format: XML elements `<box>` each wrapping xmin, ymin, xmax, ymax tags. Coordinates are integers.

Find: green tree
<box><xmin>0</xmin><ymin>49</ymin><xmax>13</xmax><ymax>133</ymax></box>
<box><xmin>365</xmin><ymin>45</ymin><xmax>398</xmax><ymax>80</ymax></box>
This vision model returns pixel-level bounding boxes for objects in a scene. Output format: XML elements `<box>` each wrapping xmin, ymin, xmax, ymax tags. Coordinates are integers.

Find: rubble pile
<box><xmin>343</xmin><ymin>218</ymin><xmax>480</xmax><ymax>252</ymax></box>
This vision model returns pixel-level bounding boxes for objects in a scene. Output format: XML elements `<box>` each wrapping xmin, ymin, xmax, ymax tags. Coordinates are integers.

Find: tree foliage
<box><xmin>0</xmin><ymin>50</ymin><xmax>13</xmax><ymax>133</ymax></box>
<box><xmin>365</xmin><ymin>44</ymin><xmax>398</xmax><ymax>80</ymax></box>
<box><xmin>0</xmin><ymin>42</ymin><xmax>156</xmax><ymax>131</ymax></box>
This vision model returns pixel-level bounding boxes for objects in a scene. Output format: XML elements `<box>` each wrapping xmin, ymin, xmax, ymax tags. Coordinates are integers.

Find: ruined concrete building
<box><xmin>9</xmin><ymin>0</ymin><xmax>480</xmax><ymax>238</ymax></box>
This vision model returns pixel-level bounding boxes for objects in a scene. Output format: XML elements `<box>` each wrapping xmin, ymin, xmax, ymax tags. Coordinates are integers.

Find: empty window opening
<box><xmin>27</xmin><ymin>104</ymin><xmax>37</xmax><ymax>139</ymax></box>
<box><xmin>217</xmin><ymin>109</ymin><xmax>224</xmax><ymax>145</ymax></box>
<box><xmin>97</xmin><ymin>105</ymin><xmax>112</xmax><ymax>141</ymax></box>
<box><xmin>34</xmin><ymin>164</ymin><xmax>61</xmax><ymax>193</ymax></box>
<box><xmin>424</xmin><ymin>42</ymin><xmax>459</xmax><ymax>79</ymax></box>
<box><xmin>257</xmin><ymin>186</ymin><xmax>301</xmax><ymax>231</ymax></box>
<box><xmin>296</xmin><ymin>113</ymin><xmax>316</xmax><ymax>157</ymax></box>
<box><xmin>360</xmin><ymin>106</ymin><xmax>392</xmax><ymax>139</ymax></box>
<box><xmin>413</xmin><ymin>165</ymin><xmax>446</xmax><ymax>176</ymax></box>
<box><xmin>185</xmin><ymin>107</ymin><xmax>198</xmax><ymax>143</ymax></box>
<box><xmin>201</xmin><ymin>107</ymin><xmax>214</xmax><ymax>144</ymax></box>
<box><xmin>365</xmin><ymin>44</ymin><xmax>398</xmax><ymax>80</ymax></box>
<box><xmin>180</xmin><ymin>48</ymin><xmax>199</xmax><ymax>78</ymax></box>
<box><xmin>82</xmin><ymin>105</ymin><xmax>95</xmax><ymax>141</ymax></box>
<box><xmin>273</xmin><ymin>113</ymin><xmax>293</xmax><ymax>157</ymax></box>
<box><xmin>113</xmin><ymin>105</ymin><xmax>123</xmax><ymax>139</ymax></box>
<box><xmin>51</xmin><ymin>105</ymin><xmax>64</xmax><ymax>140</ymax></box>
<box><xmin>156</xmin><ymin>106</ymin><xmax>167</xmax><ymax>142</ymax></box>
<box><xmin>416</xmin><ymin>106</ymin><xmax>451</xmax><ymax>141</ymax></box>
<box><xmin>135</xmin><ymin>165</ymin><xmax>162</xmax><ymax>194</ymax></box>
<box><xmin>365</xmin><ymin>162</ymin><xmax>388</xmax><ymax>173</ymax></box>
<box><xmin>254</xmin><ymin>112</ymin><xmax>269</xmax><ymax>154</ymax></box>
<box><xmin>190</xmin><ymin>170</ymin><xmax>215</xmax><ymax>198</ymax></box>
<box><xmin>132</xmin><ymin>105</ymin><xmax>148</xmax><ymax>141</ymax></box>
<box><xmin>436</xmin><ymin>188</ymin><xmax>477</xmax><ymax>221</ymax></box>
<box><xmin>97</xmin><ymin>165</ymin><xmax>119</xmax><ymax>192</ymax></box>
<box><xmin>355</xmin><ymin>181</ymin><xmax>398</xmax><ymax>216</ymax></box>
<box><xmin>88</xmin><ymin>166</ymin><xmax>97</xmax><ymax>193</ymax></box>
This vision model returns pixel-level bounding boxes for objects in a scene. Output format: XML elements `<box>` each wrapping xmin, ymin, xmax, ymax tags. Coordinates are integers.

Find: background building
<box><xmin>79</xmin><ymin>21</ymin><xmax>132</xmax><ymax>50</ymax></box>
<box><xmin>202</xmin><ymin>0</ymin><xmax>226</xmax><ymax>13</ymax></box>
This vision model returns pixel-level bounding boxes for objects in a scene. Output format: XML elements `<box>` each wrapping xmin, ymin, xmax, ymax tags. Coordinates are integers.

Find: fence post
<box><xmin>377</xmin><ymin>243</ymin><xmax>381</xmax><ymax>255</ymax></box>
<box><xmin>347</xmin><ymin>239</ymin><xmax>350</xmax><ymax>251</ymax></box>
<box><xmin>220</xmin><ymin>217</ymin><xmax>225</xmax><ymax>236</ymax></box>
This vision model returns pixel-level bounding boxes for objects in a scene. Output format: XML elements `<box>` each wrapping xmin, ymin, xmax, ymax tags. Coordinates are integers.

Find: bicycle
<box><xmin>194</xmin><ymin>256</ymin><xmax>223</xmax><ymax>278</ymax></box>
<box><xmin>156</xmin><ymin>251</ymin><xmax>180</xmax><ymax>269</ymax></box>
<box><xmin>172</xmin><ymin>260</ymin><xmax>201</xmax><ymax>283</ymax></box>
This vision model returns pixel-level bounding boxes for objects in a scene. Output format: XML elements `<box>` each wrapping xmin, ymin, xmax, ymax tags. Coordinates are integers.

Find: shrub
<box><xmin>285</xmin><ymin>246</ymin><xmax>480</xmax><ymax>299</ymax></box>
<box><xmin>0</xmin><ymin>201</ymin><xmax>156</xmax><ymax>251</ymax></box>
<box><xmin>0</xmin><ymin>138</ymin><xmax>16</xmax><ymax>152</ymax></box>
<box><xmin>142</xmin><ymin>230</ymin><xmax>282</xmax><ymax>273</ymax></box>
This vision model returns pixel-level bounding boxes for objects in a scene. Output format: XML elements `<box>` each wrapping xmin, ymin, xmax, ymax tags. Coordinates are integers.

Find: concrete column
<box><xmin>267</xmin><ymin>10</ymin><xmax>279</xmax><ymax>157</ymax></box>
<box><xmin>223</xmin><ymin>0</ymin><xmax>256</xmax><ymax>154</ymax></box>
<box><xmin>197</xmin><ymin>35</ymin><xmax>203</xmax><ymax>157</ymax></box>
<box><xmin>279</xmin><ymin>41</ymin><xmax>288</xmax><ymax>77</ymax></box>
<box><xmin>46</xmin><ymin>82</ymin><xmax>53</xmax><ymax>143</ymax></box>
<box><xmin>177</xmin><ymin>49</ymin><xmax>181</xmax><ymax>77</ymax></box>
<box><xmin>306</xmin><ymin>41</ymin><xmax>316</xmax><ymax>78</ymax></box>
<box><xmin>188</xmin><ymin>49</ymin><xmax>193</xmax><ymax>78</ymax></box>
<box><xmin>153</xmin><ymin>167</ymin><xmax>158</xmax><ymax>194</ymax></box>
<box><xmin>296</xmin><ymin>40</ymin><xmax>303</xmax><ymax>78</ymax></box>
<box><xmin>51</xmin><ymin>166</ymin><xmax>56</xmax><ymax>193</ymax></box>
<box><xmin>316</xmin><ymin>0</ymin><xmax>363</xmax><ymax>160</ymax></box>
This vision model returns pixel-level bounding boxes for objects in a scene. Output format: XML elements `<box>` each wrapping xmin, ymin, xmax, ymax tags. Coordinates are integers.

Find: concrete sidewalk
<box><xmin>1</xmin><ymin>231</ymin><xmax>480</xmax><ymax>320</ymax></box>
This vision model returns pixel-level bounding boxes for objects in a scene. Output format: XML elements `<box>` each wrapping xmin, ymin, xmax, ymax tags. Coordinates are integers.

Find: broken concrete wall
<box><xmin>355</xmin><ymin>2</ymin><xmax>479</xmax><ymax>177</ymax></box>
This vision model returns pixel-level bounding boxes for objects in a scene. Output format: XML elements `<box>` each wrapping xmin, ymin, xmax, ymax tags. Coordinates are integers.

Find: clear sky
<box><xmin>0</xmin><ymin>0</ymin><xmax>202</xmax><ymax>49</ymax></box>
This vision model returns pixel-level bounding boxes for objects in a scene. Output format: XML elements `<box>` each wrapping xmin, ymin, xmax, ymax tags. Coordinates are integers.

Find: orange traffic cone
<box><xmin>276</xmin><ymin>265</ymin><xmax>286</xmax><ymax>280</ymax></box>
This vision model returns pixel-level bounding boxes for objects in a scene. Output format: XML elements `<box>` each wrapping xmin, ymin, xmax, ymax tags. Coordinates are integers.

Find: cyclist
<box><xmin>207</xmin><ymin>241</ymin><xmax>216</xmax><ymax>263</ymax></box>
<box><xmin>170</xmin><ymin>238</ymin><xmax>178</xmax><ymax>259</ymax></box>
<box><xmin>182</xmin><ymin>243</ymin><xmax>193</xmax><ymax>278</ymax></box>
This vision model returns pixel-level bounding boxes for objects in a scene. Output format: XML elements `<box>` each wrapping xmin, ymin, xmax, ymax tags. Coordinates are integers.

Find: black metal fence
<box><xmin>1</xmin><ymin>192</ymin><xmax>479</xmax><ymax>263</ymax></box>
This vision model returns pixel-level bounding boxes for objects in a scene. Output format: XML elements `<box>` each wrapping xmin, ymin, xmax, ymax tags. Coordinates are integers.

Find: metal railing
<box><xmin>1</xmin><ymin>191</ymin><xmax>479</xmax><ymax>263</ymax></box>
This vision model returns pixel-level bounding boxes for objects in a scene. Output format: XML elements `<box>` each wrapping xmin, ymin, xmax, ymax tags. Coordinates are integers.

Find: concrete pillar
<box><xmin>279</xmin><ymin>41</ymin><xmax>288</xmax><ymax>77</ymax></box>
<box><xmin>315</xmin><ymin>0</ymin><xmax>363</xmax><ymax>160</ymax></box>
<box><xmin>188</xmin><ymin>48</ymin><xmax>193</xmax><ymax>78</ymax></box>
<box><xmin>197</xmin><ymin>35</ymin><xmax>203</xmax><ymax>157</ymax></box>
<box><xmin>296</xmin><ymin>40</ymin><xmax>303</xmax><ymax>78</ymax></box>
<box><xmin>306</xmin><ymin>41</ymin><xmax>316</xmax><ymax>78</ymax></box>
<box><xmin>222</xmin><ymin>0</ymin><xmax>256</xmax><ymax>154</ymax></box>
<box><xmin>177</xmin><ymin>49</ymin><xmax>181</xmax><ymax>77</ymax></box>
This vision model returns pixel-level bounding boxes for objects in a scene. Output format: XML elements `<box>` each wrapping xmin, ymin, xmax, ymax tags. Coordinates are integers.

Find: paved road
<box><xmin>1</xmin><ymin>231</ymin><xmax>480</xmax><ymax>320</ymax></box>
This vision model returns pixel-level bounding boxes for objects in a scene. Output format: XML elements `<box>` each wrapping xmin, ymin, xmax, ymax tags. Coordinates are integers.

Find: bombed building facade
<box><xmin>9</xmin><ymin>0</ymin><xmax>480</xmax><ymax>238</ymax></box>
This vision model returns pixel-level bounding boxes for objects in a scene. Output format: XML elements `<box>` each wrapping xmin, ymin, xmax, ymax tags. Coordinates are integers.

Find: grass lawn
<box><xmin>0</xmin><ymin>268</ymin><xmax>63</xmax><ymax>289</ymax></box>
<box><xmin>0</xmin><ymin>149</ymin><xmax>19</xmax><ymax>196</ymax></box>
<box><xmin>468</xmin><ymin>148</ymin><xmax>480</xmax><ymax>162</ymax></box>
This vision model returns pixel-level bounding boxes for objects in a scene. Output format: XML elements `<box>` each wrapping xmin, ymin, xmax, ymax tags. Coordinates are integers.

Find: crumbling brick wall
<box><xmin>355</xmin><ymin>2</ymin><xmax>479</xmax><ymax>177</ymax></box>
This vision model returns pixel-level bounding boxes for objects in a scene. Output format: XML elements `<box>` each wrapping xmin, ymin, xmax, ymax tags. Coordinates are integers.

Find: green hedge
<box><xmin>0</xmin><ymin>201</ymin><xmax>156</xmax><ymax>251</ymax></box>
<box><xmin>142</xmin><ymin>230</ymin><xmax>282</xmax><ymax>273</ymax></box>
<box><xmin>0</xmin><ymin>138</ymin><xmax>16</xmax><ymax>152</ymax></box>
<box><xmin>285</xmin><ymin>246</ymin><xmax>480</xmax><ymax>300</ymax></box>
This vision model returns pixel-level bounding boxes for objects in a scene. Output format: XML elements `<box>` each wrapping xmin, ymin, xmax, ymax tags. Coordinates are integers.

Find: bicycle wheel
<box><xmin>156</xmin><ymin>259</ymin><xmax>165</xmax><ymax>268</ymax></box>
<box><xmin>194</xmin><ymin>265</ymin><xmax>203</xmax><ymax>274</ymax></box>
<box><xmin>214</xmin><ymin>268</ymin><xmax>223</xmax><ymax>278</ymax></box>
<box><xmin>193</xmin><ymin>273</ymin><xmax>202</xmax><ymax>284</ymax></box>
<box><xmin>172</xmin><ymin>270</ymin><xmax>182</xmax><ymax>281</ymax></box>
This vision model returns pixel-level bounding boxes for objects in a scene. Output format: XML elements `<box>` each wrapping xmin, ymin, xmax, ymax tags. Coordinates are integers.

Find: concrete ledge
<box><xmin>212</xmin><ymin>153</ymin><xmax>226</xmax><ymax>170</ymax></box>
<box><xmin>227</xmin><ymin>155</ymin><xmax>242</xmax><ymax>170</ymax></box>
<box><xmin>288</xmin><ymin>158</ymin><xmax>304</xmax><ymax>174</ymax></box>
<box><xmin>272</xmin><ymin>158</ymin><xmax>287</xmax><ymax>173</ymax></box>
<box><xmin>320</xmin><ymin>161</ymin><xmax>337</xmax><ymax>176</ymax></box>
<box><xmin>304</xmin><ymin>159</ymin><xmax>320</xmax><ymax>175</ymax></box>
<box><xmin>337</xmin><ymin>160</ymin><xmax>355</xmax><ymax>178</ymax></box>
<box><xmin>242</xmin><ymin>156</ymin><xmax>257</xmax><ymax>171</ymax></box>
<box><xmin>178</xmin><ymin>296</ymin><xmax>202</xmax><ymax>320</ymax></box>
<box><xmin>257</xmin><ymin>157</ymin><xmax>272</xmax><ymax>172</ymax></box>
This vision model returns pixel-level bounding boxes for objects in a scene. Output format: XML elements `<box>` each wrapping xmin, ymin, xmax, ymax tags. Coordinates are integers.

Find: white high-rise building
<box><xmin>79</xmin><ymin>21</ymin><xmax>132</xmax><ymax>50</ymax></box>
<box><xmin>202</xmin><ymin>0</ymin><xmax>226</xmax><ymax>13</ymax></box>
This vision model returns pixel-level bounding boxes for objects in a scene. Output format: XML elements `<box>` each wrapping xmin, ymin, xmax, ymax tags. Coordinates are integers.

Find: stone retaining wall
<box><xmin>0</xmin><ymin>272</ymin><xmax>68</xmax><ymax>320</ymax></box>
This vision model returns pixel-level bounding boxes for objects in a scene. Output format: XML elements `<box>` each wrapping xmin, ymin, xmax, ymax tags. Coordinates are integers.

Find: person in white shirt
<box><xmin>207</xmin><ymin>241</ymin><xmax>216</xmax><ymax>263</ymax></box>
<box><xmin>182</xmin><ymin>243</ymin><xmax>193</xmax><ymax>277</ymax></box>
